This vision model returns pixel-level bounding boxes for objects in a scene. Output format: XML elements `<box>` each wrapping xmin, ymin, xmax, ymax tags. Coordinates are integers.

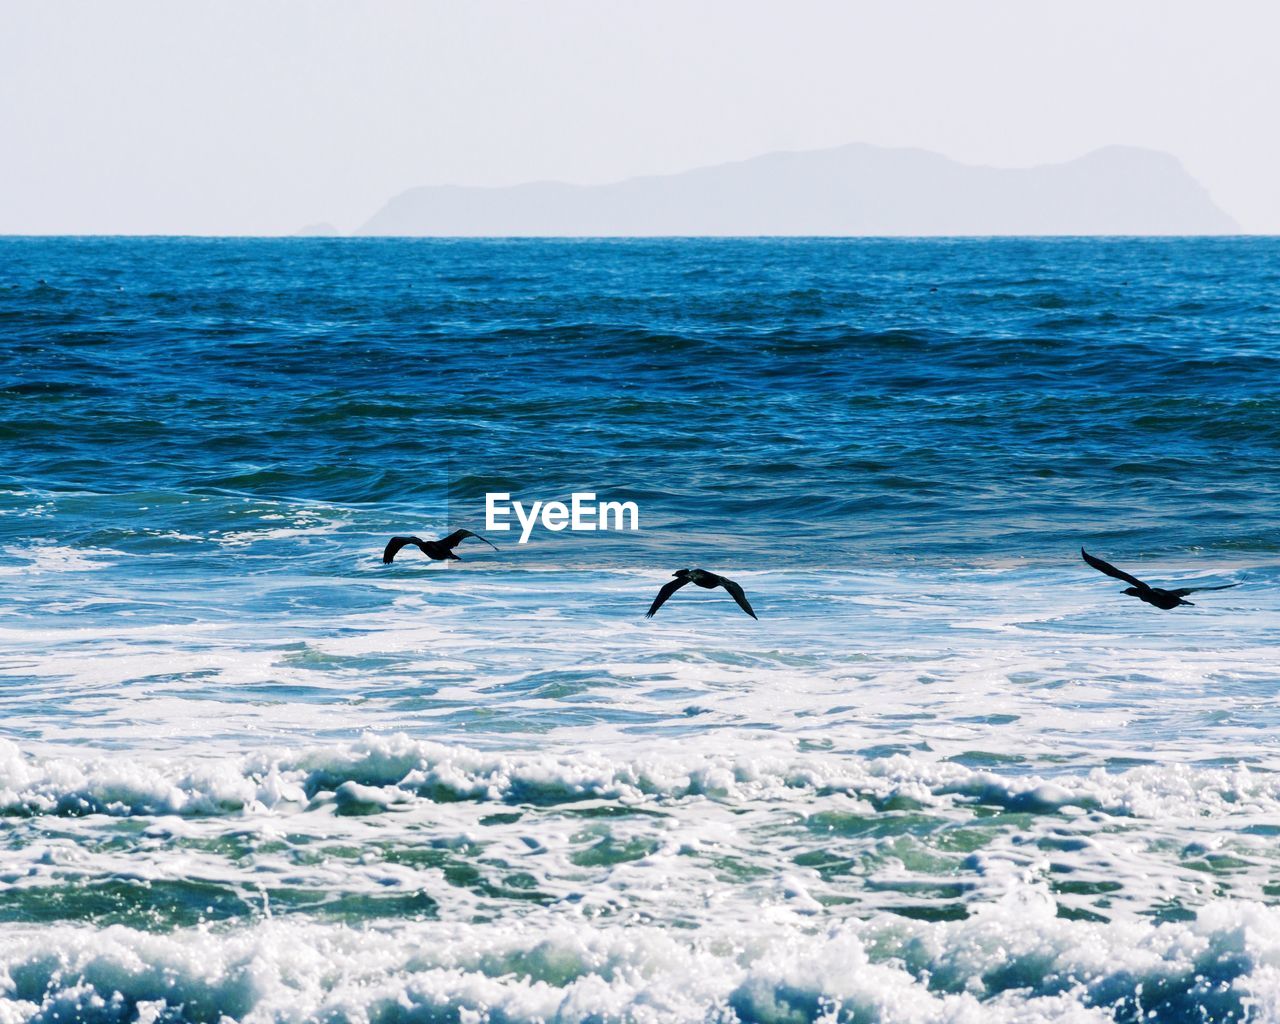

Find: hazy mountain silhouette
<box><xmin>358</xmin><ymin>144</ymin><xmax>1237</xmax><ymax>236</ymax></box>
<box><xmin>293</xmin><ymin>221</ymin><xmax>341</xmax><ymax>237</ymax></box>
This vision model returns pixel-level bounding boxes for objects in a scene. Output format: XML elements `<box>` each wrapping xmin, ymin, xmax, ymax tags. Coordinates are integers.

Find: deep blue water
<box><xmin>5</xmin><ymin>237</ymin><xmax>1280</xmax><ymax>563</ymax></box>
<box><xmin>1</xmin><ymin>237</ymin><xmax>1279</xmax><ymax>1023</ymax></box>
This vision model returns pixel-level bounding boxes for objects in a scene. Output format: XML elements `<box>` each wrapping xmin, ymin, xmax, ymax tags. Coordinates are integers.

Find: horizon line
<box><xmin>0</xmin><ymin>232</ymin><xmax>1271</xmax><ymax>241</ymax></box>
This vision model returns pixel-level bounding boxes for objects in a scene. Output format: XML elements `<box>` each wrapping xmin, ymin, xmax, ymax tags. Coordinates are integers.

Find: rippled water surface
<box><xmin>2</xmin><ymin>237</ymin><xmax>1279</xmax><ymax>1022</ymax></box>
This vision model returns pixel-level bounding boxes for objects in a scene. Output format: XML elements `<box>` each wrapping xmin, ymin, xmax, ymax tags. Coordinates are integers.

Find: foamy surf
<box><xmin>3</xmin><ymin>733</ymin><xmax>1279</xmax><ymax>820</ymax></box>
<box><xmin>2</xmin><ymin>898</ymin><xmax>1279</xmax><ymax>1022</ymax></box>
<box><xmin>4</xmin><ymin>735</ymin><xmax>1280</xmax><ymax>941</ymax></box>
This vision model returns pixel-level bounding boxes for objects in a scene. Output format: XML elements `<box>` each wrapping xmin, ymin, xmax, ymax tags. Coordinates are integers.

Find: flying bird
<box><xmin>645</xmin><ymin>568</ymin><xmax>758</xmax><ymax>620</ymax></box>
<box><xmin>1080</xmin><ymin>547</ymin><xmax>1238</xmax><ymax>610</ymax></box>
<box><xmin>383</xmin><ymin>529</ymin><xmax>497</xmax><ymax>564</ymax></box>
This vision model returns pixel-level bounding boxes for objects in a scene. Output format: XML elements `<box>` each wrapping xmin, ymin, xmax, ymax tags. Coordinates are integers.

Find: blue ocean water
<box><xmin>2</xmin><ymin>237</ymin><xmax>1279</xmax><ymax>1022</ymax></box>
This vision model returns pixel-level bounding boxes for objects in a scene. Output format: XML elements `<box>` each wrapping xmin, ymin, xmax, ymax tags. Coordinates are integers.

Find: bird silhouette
<box><xmin>1081</xmin><ymin>547</ymin><xmax>1238</xmax><ymax>609</ymax></box>
<box><xmin>645</xmin><ymin>568</ymin><xmax>758</xmax><ymax>619</ymax></box>
<box><xmin>383</xmin><ymin>529</ymin><xmax>497</xmax><ymax>564</ymax></box>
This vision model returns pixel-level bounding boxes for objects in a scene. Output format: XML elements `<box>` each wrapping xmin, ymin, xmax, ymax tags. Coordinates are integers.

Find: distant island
<box><xmin>355</xmin><ymin>143</ymin><xmax>1238</xmax><ymax>237</ymax></box>
<box><xmin>292</xmin><ymin>222</ymin><xmax>341</xmax><ymax>237</ymax></box>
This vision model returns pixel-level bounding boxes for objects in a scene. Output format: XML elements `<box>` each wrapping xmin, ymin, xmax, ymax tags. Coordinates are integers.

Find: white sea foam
<box><xmin>1</xmin><ymin>556</ymin><xmax>1278</xmax><ymax>1022</ymax></box>
<box><xmin>6</xmin><ymin>733</ymin><xmax>1278</xmax><ymax>939</ymax></box>
<box><xmin>1</xmin><ymin>896</ymin><xmax>1279</xmax><ymax>1022</ymax></box>
<box><xmin>3</xmin><ymin>733</ymin><xmax>1278</xmax><ymax>821</ymax></box>
<box><xmin>0</xmin><ymin>544</ymin><xmax>122</xmax><ymax>575</ymax></box>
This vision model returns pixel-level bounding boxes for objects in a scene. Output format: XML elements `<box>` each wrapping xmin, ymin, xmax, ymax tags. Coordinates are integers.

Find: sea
<box><xmin>1</xmin><ymin>236</ymin><xmax>1279</xmax><ymax>1023</ymax></box>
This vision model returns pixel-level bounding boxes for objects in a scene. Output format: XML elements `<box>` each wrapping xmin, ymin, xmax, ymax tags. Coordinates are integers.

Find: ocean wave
<box><xmin>0</xmin><ymin>895</ymin><xmax>1277</xmax><ymax>1022</ymax></box>
<box><xmin>3</xmin><ymin>734</ymin><xmax>1276</xmax><ymax>822</ymax></box>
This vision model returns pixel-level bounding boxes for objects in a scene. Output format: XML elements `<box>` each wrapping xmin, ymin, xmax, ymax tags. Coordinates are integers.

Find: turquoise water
<box><xmin>2</xmin><ymin>237</ymin><xmax>1279</xmax><ymax>1022</ymax></box>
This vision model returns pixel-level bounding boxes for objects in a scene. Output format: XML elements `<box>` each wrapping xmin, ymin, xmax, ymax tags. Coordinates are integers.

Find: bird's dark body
<box><xmin>1081</xmin><ymin>548</ymin><xmax>1238</xmax><ymax>610</ymax></box>
<box><xmin>1125</xmin><ymin>587</ymin><xmax>1193</xmax><ymax>610</ymax></box>
<box><xmin>687</xmin><ymin>570</ymin><xmax>722</xmax><ymax>589</ymax></box>
<box><xmin>418</xmin><ymin>541</ymin><xmax>461</xmax><ymax>561</ymax></box>
<box><xmin>645</xmin><ymin>568</ymin><xmax>758</xmax><ymax>619</ymax></box>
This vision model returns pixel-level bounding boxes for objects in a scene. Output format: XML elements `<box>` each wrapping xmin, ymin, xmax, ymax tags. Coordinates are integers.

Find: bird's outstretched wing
<box><xmin>1170</xmin><ymin>583</ymin><xmax>1239</xmax><ymax>597</ymax></box>
<box><xmin>383</xmin><ymin>536</ymin><xmax>422</xmax><ymax>564</ymax></box>
<box><xmin>441</xmin><ymin>529</ymin><xmax>498</xmax><ymax>551</ymax></box>
<box><xmin>1081</xmin><ymin>548</ymin><xmax>1148</xmax><ymax>590</ymax></box>
<box><xmin>720</xmin><ymin>578</ymin><xmax>758</xmax><ymax>620</ymax></box>
<box><xmin>645</xmin><ymin>577</ymin><xmax>691</xmax><ymax>618</ymax></box>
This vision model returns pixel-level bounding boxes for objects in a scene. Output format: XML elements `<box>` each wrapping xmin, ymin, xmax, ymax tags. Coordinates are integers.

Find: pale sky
<box><xmin>2</xmin><ymin>0</ymin><xmax>1277</xmax><ymax>234</ymax></box>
